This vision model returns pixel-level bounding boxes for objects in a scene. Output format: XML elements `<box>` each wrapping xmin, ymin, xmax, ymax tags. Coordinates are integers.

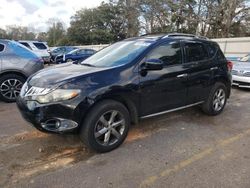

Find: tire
<box><xmin>80</xmin><ymin>100</ymin><xmax>130</xmax><ymax>153</ymax></box>
<box><xmin>66</xmin><ymin>59</ymin><xmax>73</xmax><ymax>62</ymax></box>
<box><xmin>202</xmin><ymin>82</ymin><xmax>227</xmax><ymax>116</ymax></box>
<box><xmin>0</xmin><ymin>74</ymin><xmax>25</xmax><ymax>103</ymax></box>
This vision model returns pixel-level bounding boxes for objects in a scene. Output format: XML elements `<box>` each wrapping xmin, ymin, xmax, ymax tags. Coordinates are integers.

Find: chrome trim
<box><xmin>210</xmin><ymin>67</ymin><xmax>218</xmax><ymax>71</ymax></box>
<box><xmin>140</xmin><ymin>101</ymin><xmax>204</xmax><ymax>119</ymax></box>
<box><xmin>177</xmin><ymin>73</ymin><xmax>188</xmax><ymax>78</ymax></box>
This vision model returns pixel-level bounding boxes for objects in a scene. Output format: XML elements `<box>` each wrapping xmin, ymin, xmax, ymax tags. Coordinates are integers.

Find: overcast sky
<box><xmin>0</xmin><ymin>0</ymin><xmax>105</xmax><ymax>32</ymax></box>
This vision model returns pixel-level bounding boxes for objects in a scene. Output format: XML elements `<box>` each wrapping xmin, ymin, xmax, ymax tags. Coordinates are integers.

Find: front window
<box><xmin>240</xmin><ymin>54</ymin><xmax>250</xmax><ymax>62</ymax></box>
<box><xmin>81</xmin><ymin>40</ymin><xmax>153</xmax><ymax>67</ymax></box>
<box><xmin>146</xmin><ymin>42</ymin><xmax>182</xmax><ymax>66</ymax></box>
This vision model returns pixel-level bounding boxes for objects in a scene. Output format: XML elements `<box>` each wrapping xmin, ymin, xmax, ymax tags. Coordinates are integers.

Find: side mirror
<box><xmin>142</xmin><ymin>59</ymin><xmax>163</xmax><ymax>71</ymax></box>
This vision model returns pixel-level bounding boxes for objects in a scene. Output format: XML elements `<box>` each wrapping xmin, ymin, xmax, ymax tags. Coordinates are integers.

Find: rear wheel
<box><xmin>202</xmin><ymin>82</ymin><xmax>227</xmax><ymax>115</ymax></box>
<box><xmin>0</xmin><ymin>74</ymin><xmax>25</xmax><ymax>102</ymax></box>
<box><xmin>80</xmin><ymin>100</ymin><xmax>130</xmax><ymax>152</ymax></box>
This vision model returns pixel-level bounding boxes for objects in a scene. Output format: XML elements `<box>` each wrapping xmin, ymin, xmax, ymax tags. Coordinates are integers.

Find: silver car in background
<box><xmin>232</xmin><ymin>54</ymin><xmax>250</xmax><ymax>88</ymax></box>
<box><xmin>0</xmin><ymin>39</ymin><xmax>44</xmax><ymax>102</ymax></box>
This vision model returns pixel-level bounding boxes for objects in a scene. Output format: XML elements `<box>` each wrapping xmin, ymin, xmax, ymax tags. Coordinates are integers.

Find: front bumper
<box><xmin>232</xmin><ymin>75</ymin><xmax>250</xmax><ymax>88</ymax></box>
<box><xmin>16</xmin><ymin>97</ymin><xmax>80</xmax><ymax>133</ymax></box>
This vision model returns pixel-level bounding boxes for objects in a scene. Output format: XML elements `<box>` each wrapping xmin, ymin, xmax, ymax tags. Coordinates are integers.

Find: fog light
<box><xmin>41</xmin><ymin>118</ymin><xmax>78</xmax><ymax>132</ymax></box>
<box><xmin>55</xmin><ymin>121</ymin><xmax>61</xmax><ymax>128</ymax></box>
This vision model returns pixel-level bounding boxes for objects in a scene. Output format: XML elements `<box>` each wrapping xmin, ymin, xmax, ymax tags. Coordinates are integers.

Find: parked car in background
<box><xmin>50</xmin><ymin>46</ymin><xmax>78</xmax><ymax>62</ymax></box>
<box><xmin>17</xmin><ymin>33</ymin><xmax>232</xmax><ymax>152</ymax></box>
<box><xmin>0</xmin><ymin>39</ymin><xmax>44</xmax><ymax>102</ymax></box>
<box><xmin>232</xmin><ymin>53</ymin><xmax>250</xmax><ymax>88</ymax></box>
<box><xmin>226</xmin><ymin>56</ymin><xmax>239</xmax><ymax>62</ymax></box>
<box><xmin>55</xmin><ymin>48</ymin><xmax>96</xmax><ymax>64</ymax></box>
<box><xmin>238</xmin><ymin>54</ymin><xmax>250</xmax><ymax>63</ymax></box>
<box><xmin>19</xmin><ymin>40</ymin><xmax>50</xmax><ymax>63</ymax></box>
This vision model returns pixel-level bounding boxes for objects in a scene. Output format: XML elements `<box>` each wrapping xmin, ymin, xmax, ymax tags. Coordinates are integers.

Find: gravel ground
<box><xmin>0</xmin><ymin>88</ymin><xmax>250</xmax><ymax>188</ymax></box>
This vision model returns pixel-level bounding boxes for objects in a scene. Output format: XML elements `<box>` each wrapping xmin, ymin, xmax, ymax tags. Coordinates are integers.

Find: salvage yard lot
<box><xmin>0</xmin><ymin>88</ymin><xmax>250</xmax><ymax>188</ymax></box>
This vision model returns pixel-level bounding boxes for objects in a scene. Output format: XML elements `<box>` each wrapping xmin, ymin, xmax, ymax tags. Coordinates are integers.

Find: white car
<box><xmin>232</xmin><ymin>54</ymin><xmax>250</xmax><ymax>88</ymax></box>
<box><xmin>19</xmin><ymin>40</ymin><xmax>50</xmax><ymax>63</ymax></box>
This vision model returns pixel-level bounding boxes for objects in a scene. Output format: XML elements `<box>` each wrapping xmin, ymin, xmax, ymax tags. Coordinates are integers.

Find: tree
<box><xmin>0</xmin><ymin>28</ymin><xmax>7</xmax><ymax>39</ymax></box>
<box><xmin>4</xmin><ymin>26</ymin><xmax>36</xmax><ymax>40</ymax></box>
<box><xmin>47</xmin><ymin>19</ymin><xmax>66</xmax><ymax>46</ymax></box>
<box><xmin>67</xmin><ymin>1</ymin><xmax>130</xmax><ymax>45</ymax></box>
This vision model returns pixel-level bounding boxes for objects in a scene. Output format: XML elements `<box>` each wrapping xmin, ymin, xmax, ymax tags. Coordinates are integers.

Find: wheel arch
<box><xmin>214</xmin><ymin>76</ymin><xmax>231</xmax><ymax>98</ymax></box>
<box><xmin>0</xmin><ymin>70</ymin><xmax>27</xmax><ymax>80</ymax></box>
<box><xmin>79</xmin><ymin>94</ymin><xmax>139</xmax><ymax>128</ymax></box>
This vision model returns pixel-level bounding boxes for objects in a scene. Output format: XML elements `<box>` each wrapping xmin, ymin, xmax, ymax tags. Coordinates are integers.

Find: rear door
<box><xmin>182</xmin><ymin>41</ymin><xmax>214</xmax><ymax>104</ymax></box>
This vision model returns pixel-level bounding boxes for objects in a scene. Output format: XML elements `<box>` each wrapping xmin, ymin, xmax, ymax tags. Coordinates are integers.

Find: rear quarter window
<box><xmin>206</xmin><ymin>43</ymin><xmax>218</xmax><ymax>58</ymax></box>
<box><xmin>0</xmin><ymin>44</ymin><xmax>4</xmax><ymax>52</ymax></box>
<box><xmin>33</xmin><ymin>42</ymin><xmax>47</xmax><ymax>50</ymax></box>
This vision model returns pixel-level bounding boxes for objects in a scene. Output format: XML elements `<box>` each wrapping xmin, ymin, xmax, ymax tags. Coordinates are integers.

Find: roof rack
<box><xmin>164</xmin><ymin>33</ymin><xmax>209</xmax><ymax>40</ymax></box>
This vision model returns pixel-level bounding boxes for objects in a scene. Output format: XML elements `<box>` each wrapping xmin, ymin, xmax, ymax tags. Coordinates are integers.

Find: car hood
<box><xmin>28</xmin><ymin>63</ymin><xmax>109</xmax><ymax>88</ymax></box>
<box><xmin>233</xmin><ymin>62</ymin><xmax>250</xmax><ymax>71</ymax></box>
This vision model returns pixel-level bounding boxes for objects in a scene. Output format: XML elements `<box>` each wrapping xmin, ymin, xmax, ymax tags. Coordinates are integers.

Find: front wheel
<box><xmin>80</xmin><ymin>100</ymin><xmax>130</xmax><ymax>152</ymax></box>
<box><xmin>0</xmin><ymin>74</ymin><xmax>25</xmax><ymax>102</ymax></box>
<box><xmin>202</xmin><ymin>82</ymin><xmax>228</xmax><ymax>115</ymax></box>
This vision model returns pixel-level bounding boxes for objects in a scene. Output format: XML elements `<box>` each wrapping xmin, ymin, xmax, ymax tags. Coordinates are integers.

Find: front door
<box><xmin>139</xmin><ymin>41</ymin><xmax>188</xmax><ymax>117</ymax></box>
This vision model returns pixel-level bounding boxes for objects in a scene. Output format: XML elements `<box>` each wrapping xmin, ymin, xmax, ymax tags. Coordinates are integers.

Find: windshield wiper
<box><xmin>81</xmin><ymin>63</ymin><xmax>96</xmax><ymax>67</ymax></box>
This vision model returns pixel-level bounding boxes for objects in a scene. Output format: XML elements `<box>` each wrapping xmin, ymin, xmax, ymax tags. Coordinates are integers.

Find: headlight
<box><xmin>34</xmin><ymin>89</ymin><xmax>81</xmax><ymax>104</ymax></box>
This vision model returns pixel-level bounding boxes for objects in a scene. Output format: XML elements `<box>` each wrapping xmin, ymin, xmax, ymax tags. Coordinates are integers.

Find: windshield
<box><xmin>240</xmin><ymin>54</ymin><xmax>250</xmax><ymax>62</ymax></box>
<box><xmin>68</xmin><ymin>49</ymin><xmax>79</xmax><ymax>54</ymax></box>
<box><xmin>81</xmin><ymin>40</ymin><xmax>153</xmax><ymax>67</ymax></box>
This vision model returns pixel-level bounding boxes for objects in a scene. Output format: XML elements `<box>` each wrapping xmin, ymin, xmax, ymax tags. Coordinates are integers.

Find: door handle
<box><xmin>210</xmin><ymin>67</ymin><xmax>218</xmax><ymax>71</ymax></box>
<box><xmin>177</xmin><ymin>73</ymin><xmax>188</xmax><ymax>78</ymax></box>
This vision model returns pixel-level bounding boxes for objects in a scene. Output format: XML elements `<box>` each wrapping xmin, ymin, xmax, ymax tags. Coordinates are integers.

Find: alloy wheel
<box><xmin>0</xmin><ymin>79</ymin><xmax>23</xmax><ymax>100</ymax></box>
<box><xmin>212</xmin><ymin>88</ymin><xmax>226</xmax><ymax>112</ymax></box>
<box><xmin>94</xmin><ymin>110</ymin><xmax>125</xmax><ymax>146</ymax></box>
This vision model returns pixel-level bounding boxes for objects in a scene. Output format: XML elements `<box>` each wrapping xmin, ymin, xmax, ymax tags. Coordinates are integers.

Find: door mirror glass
<box><xmin>143</xmin><ymin>59</ymin><xmax>163</xmax><ymax>71</ymax></box>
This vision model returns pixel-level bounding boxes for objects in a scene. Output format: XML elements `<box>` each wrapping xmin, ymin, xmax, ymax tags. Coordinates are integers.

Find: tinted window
<box><xmin>216</xmin><ymin>49</ymin><xmax>226</xmax><ymax>61</ymax></box>
<box><xmin>0</xmin><ymin>44</ymin><xmax>4</xmax><ymax>52</ymax></box>
<box><xmin>33</xmin><ymin>42</ymin><xmax>47</xmax><ymax>50</ymax></box>
<box><xmin>147</xmin><ymin>42</ymin><xmax>182</xmax><ymax>66</ymax></box>
<box><xmin>184</xmin><ymin>42</ymin><xmax>209</xmax><ymax>63</ymax></box>
<box><xmin>206</xmin><ymin>43</ymin><xmax>218</xmax><ymax>58</ymax></box>
<box><xmin>20</xmin><ymin>42</ymin><xmax>32</xmax><ymax>50</ymax></box>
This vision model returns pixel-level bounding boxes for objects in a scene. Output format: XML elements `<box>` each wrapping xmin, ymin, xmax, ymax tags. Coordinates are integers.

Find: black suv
<box><xmin>17</xmin><ymin>33</ymin><xmax>232</xmax><ymax>152</ymax></box>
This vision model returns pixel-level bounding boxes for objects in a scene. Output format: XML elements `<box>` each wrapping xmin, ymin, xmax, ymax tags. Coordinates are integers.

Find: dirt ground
<box><xmin>0</xmin><ymin>88</ymin><xmax>250</xmax><ymax>188</ymax></box>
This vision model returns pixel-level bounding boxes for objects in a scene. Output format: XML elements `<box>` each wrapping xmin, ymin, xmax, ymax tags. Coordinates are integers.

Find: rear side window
<box><xmin>184</xmin><ymin>42</ymin><xmax>209</xmax><ymax>63</ymax></box>
<box><xmin>0</xmin><ymin>44</ymin><xmax>4</xmax><ymax>52</ymax></box>
<box><xmin>20</xmin><ymin>42</ymin><xmax>32</xmax><ymax>50</ymax></box>
<box><xmin>33</xmin><ymin>42</ymin><xmax>47</xmax><ymax>50</ymax></box>
<box><xmin>147</xmin><ymin>42</ymin><xmax>182</xmax><ymax>66</ymax></box>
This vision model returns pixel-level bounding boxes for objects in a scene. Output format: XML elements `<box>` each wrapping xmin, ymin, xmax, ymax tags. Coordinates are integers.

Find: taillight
<box><xmin>227</xmin><ymin>61</ymin><xmax>233</xmax><ymax>72</ymax></box>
